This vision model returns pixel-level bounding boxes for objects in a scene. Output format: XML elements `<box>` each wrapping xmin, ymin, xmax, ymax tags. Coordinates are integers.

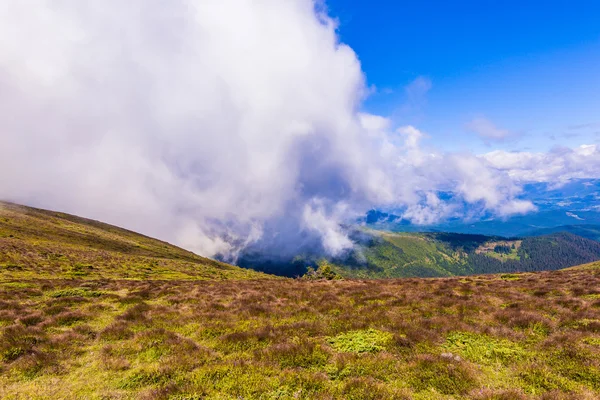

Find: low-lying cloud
<box><xmin>0</xmin><ymin>0</ymin><xmax>594</xmax><ymax>262</ymax></box>
<box><xmin>483</xmin><ymin>145</ymin><xmax>600</xmax><ymax>184</ymax></box>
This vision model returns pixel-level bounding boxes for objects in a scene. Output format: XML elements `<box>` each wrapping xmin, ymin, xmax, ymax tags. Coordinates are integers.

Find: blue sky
<box><xmin>326</xmin><ymin>0</ymin><xmax>600</xmax><ymax>153</ymax></box>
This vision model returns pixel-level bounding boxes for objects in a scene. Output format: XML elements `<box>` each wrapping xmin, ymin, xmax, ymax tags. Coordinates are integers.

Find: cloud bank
<box><xmin>0</xmin><ymin>0</ymin><xmax>591</xmax><ymax>262</ymax></box>
<box><xmin>483</xmin><ymin>144</ymin><xmax>600</xmax><ymax>184</ymax></box>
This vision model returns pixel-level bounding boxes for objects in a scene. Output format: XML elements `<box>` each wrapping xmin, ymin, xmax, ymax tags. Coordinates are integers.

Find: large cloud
<box><xmin>483</xmin><ymin>145</ymin><xmax>600</xmax><ymax>184</ymax></box>
<box><xmin>0</xmin><ymin>0</ymin><xmax>535</xmax><ymax>261</ymax></box>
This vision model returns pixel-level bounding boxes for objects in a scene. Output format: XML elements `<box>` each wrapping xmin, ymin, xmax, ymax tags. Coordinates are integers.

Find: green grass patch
<box><xmin>518</xmin><ymin>364</ymin><xmax>578</xmax><ymax>394</ymax></box>
<box><xmin>327</xmin><ymin>329</ymin><xmax>392</xmax><ymax>354</ymax></box>
<box><xmin>500</xmin><ymin>273</ymin><xmax>521</xmax><ymax>281</ymax></box>
<box><xmin>583</xmin><ymin>336</ymin><xmax>600</xmax><ymax>346</ymax></box>
<box><xmin>47</xmin><ymin>287</ymin><xmax>105</xmax><ymax>298</ymax></box>
<box><xmin>408</xmin><ymin>355</ymin><xmax>479</xmax><ymax>395</ymax></box>
<box><xmin>443</xmin><ymin>331</ymin><xmax>529</xmax><ymax>365</ymax></box>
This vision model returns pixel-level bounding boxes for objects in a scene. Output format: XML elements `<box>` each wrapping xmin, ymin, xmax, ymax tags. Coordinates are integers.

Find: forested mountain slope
<box><xmin>328</xmin><ymin>230</ymin><xmax>600</xmax><ymax>279</ymax></box>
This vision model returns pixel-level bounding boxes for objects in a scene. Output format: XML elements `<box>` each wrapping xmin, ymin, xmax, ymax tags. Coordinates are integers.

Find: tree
<box><xmin>302</xmin><ymin>261</ymin><xmax>342</xmax><ymax>280</ymax></box>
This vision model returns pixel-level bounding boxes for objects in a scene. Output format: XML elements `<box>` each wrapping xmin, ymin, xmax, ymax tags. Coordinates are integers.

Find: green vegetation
<box><xmin>0</xmin><ymin>202</ymin><xmax>269</xmax><ymax>281</ymax></box>
<box><xmin>303</xmin><ymin>261</ymin><xmax>342</xmax><ymax>280</ymax></box>
<box><xmin>1</xmin><ymin>266</ymin><xmax>600</xmax><ymax>398</ymax></box>
<box><xmin>443</xmin><ymin>331</ymin><xmax>528</xmax><ymax>365</ymax></box>
<box><xmin>2</xmin><ymin>202</ymin><xmax>600</xmax><ymax>398</ymax></box>
<box><xmin>326</xmin><ymin>329</ymin><xmax>392</xmax><ymax>354</ymax></box>
<box><xmin>328</xmin><ymin>229</ymin><xmax>600</xmax><ymax>279</ymax></box>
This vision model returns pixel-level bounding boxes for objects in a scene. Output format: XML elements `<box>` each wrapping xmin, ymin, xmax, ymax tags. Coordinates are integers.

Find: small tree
<box><xmin>302</xmin><ymin>261</ymin><xmax>342</xmax><ymax>280</ymax></box>
<box><xmin>317</xmin><ymin>262</ymin><xmax>337</xmax><ymax>280</ymax></box>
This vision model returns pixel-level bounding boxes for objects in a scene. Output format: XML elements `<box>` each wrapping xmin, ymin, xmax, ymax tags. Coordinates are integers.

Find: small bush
<box><xmin>52</xmin><ymin>311</ymin><xmax>88</xmax><ymax>326</ymax></box>
<box><xmin>342</xmin><ymin>377</ymin><xmax>409</xmax><ymax>400</ymax></box>
<box><xmin>99</xmin><ymin>321</ymin><xmax>134</xmax><ymax>341</ymax></box>
<box><xmin>118</xmin><ymin>303</ymin><xmax>151</xmax><ymax>322</ymax></box>
<box><xmin>100</xmin><ymin>345</ymin><xmax>131</xmax><ymax>371</ymax></box>
<box><xmin>303</xmin><ymin>261</ymin><xmax>342</xmax><ymax>280</ymax></box>
<box><xmin>408</xmin><ymin>354</ymin><xmax>479</xmax><ymax>395</ymax></box>
<box><xmin>0</xmin><ymin>324</ymin><xmax>44</xmax><ymax>362</ymax></box>
<box><xmin>259</xmin><ymin>339</ymin><xmax>330</xmax><ymax>369</ymax></box>
<box><xmin>518</xmin><ymin>364</ymin><xmax>577</xmax><ymax>394</ymax></box>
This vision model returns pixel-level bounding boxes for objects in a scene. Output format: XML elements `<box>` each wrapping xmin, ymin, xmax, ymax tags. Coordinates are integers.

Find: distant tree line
<box><xmin>467</xmin><ymin>233</ymin><xmax>600</xmax><ymax>274</ymax></box>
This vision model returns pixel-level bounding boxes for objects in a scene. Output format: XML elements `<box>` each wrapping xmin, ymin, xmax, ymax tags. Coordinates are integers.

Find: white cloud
<box><xmin>302</xmin><ymin>199</ymin><xmax>353</xmax><ymax>256</ymax></box>
<box><xmin>466</xmin><ymin>117</ymin><xmax>514</xmax><ymax>142</ymax></box>
<box><xmin>482</xmin><ymin>144</ymin><xmax>600</xmax><ymax>184</ymax></box>
<box><xmin>0</xmin><ymin>0</ymin><xmax>538</xmax><ymax>262</ymax></box>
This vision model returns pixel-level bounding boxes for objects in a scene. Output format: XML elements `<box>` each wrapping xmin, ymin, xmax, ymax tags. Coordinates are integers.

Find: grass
<box><xmin>326</xmin><ymin>329</ymin><xmax>393</xmax><ymax>354</ymax></box>
<box><xmin>0</xmin><ymin>201</ymin><xmax>270</xmax><ymax>281</ymax></box>
<box><xmin>1</xmin><ymin>266</ymin><xmax>600</xmax><ymax>399</ymax></box>
<box><xmin>443</xmin><ymin>331</ymin><xmax>528</xmax><ymax>365</ymax></box>
<box><xmin>2</xmin><ymin>202</ymin><xmax>600</xmax><ymax>398</ymax></box>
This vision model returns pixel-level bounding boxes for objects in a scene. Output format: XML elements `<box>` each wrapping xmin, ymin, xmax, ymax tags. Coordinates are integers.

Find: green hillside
<box><xmin>0</xmin><ymin>202</ymin><xmax>269</xmax><ymax>281</ymax></box>
<box><xmin>329</xmin><ymin>229</ymin><xmax>600</xmax><ymax>279</ymax></box>
<box><xmin>1</xmin><ymin>202</ymin><xmax>600</xmax><ymax>398</ymax></box>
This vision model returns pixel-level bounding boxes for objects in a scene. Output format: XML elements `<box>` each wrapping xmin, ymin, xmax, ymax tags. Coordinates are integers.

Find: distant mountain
<box><xmin>523</xmin><ymin>225</ymin><xmax>600</xmax><ymax>242</ymax></box>
<box><xmin>426</xmin><ymin>210</ymin><xmax>600</xmax><ymax>238</ymax></box>
<box><xmin>326</xmin><ymin>230</ymin><xmax>600</xmax><ymax>279</ymax></box>
<box><xmin>0</xmin><ymin>201</ymin><xmax>271</xmax><ymax>280</ymax></box>
<box><xmin>362</xmin><ymin>178</ymin><xmax>600</xmax><ymax>238</ymax></box>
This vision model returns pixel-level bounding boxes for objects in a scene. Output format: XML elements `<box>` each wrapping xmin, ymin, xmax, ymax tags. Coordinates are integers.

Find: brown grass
<box><xmin>0</xmin><ymin>266</ymin><xmax>600</xmax><ymax>398</ymax></box>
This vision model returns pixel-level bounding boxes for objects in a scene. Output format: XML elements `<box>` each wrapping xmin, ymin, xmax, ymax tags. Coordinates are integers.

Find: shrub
<box><xmin>117</xmin><ymin>302</ymin><xmax>151</xmax><ymax>322</ymax></box>
<box><xmin>518</xmin><ymin>363</ymin><xmax>577</xmax><ymax>394</ymax></box>
<box><xmin>342</xmin><ymin>377</ymin><xmax>409</xmax><ymax>400</ymax></box>
<box><xmin>408</xmin><ymin>354</ymin><xmax>479</xmax><ymax>395</ymax></box>
<box><xmin>303</xmin><ymin>261</ymin><xmax>342</xmax><ymax>280</ymax></box>
<box><xmin>100</xmin><ymin>345</ymin><xmax>131</xmax><ymax>371</ymax></box>
<box><xmin>52</xmin><ymin>311</ymin><xmax>89</xmax><ymax>326</ymax></box>
<box><xmin>259</xmin><ymin>339</ymin><xmax>330</xmax><ymax>369</ymax></box>
<box><xmin>0</xmin><ymin>324</ymin><xmax>44</xmax><ymax>362</ymax></box>
<box><xmin>99</xmin><ymin>321</ymin><xmax>134</xmax><ymax>341</ymax></box>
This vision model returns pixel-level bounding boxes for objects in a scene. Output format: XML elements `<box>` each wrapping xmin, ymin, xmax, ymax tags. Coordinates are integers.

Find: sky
<box><xmin>327</xmin><ymin>0</ymin><xmax>600</xmax><ymax>153</ymax></box>
<box><xmin>0</xmin><ymin>0</ymin><xmax>599</xmax><ymax>261</ymax></box>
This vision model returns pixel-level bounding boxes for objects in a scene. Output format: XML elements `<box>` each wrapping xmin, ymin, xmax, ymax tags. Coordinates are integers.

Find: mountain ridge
<box><xmin>0</xmin><ymin>201</ymin><xmax>271</xmax><ymax>281</ymax></box>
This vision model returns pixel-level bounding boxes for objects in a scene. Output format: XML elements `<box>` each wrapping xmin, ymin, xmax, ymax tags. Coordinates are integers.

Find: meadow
<box><xmin>1</xmin><ymin>263</ymin><xmax>600</xmax><ymax>399</ymax></box>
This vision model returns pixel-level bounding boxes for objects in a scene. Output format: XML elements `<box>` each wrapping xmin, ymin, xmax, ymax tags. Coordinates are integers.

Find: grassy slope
<box><xmin>1</xmin><ymin>203</ymin><xmax>600</xmax><ymax>398</ymax></box>
<box><xmin>331</xmin><ymin>230</ymin><xmax>600</xmax><ymax>279</ymax></box>
<box><xmin>0</xmin><ymin>202</ymin><xmax>268</xmax><ymax>281</ymax></box>
<box><xmin>346</xmin><ymin>232</ymin><xmax>468</xmax><ymax>278</ymax></box>
<box><xmin>331</xmin><ymin>231</ymin><xmax>491</xmax><ymax>279</ymax></box>
<box><xmin>1</xmin><ymin>266</ymin><xmax>600</xmax><ymax>399</ymax></box>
